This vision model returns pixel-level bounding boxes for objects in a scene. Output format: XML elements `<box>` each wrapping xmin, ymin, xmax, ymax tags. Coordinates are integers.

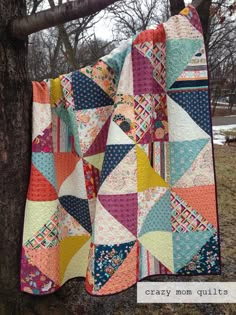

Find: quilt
<box><xmin>20</xmin><ymin>5</ymin><xmax>221</xmax><ymax>296</ymax></box>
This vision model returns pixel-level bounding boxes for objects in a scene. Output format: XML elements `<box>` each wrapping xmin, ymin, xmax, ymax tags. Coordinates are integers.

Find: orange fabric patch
<box><xmin>24</xmin><ymin>246</ymin><xmax>60</xmax><ymax>285</ymax></box>
<box><xmin>54</xmin><ymin>152</ymin><xmax>80</xmax><ymax>190</ymax></box>
<box><xmin>172</xmin><ymin>185</ymin><xmax>218</xmax><ymax>228</ymax></box>
<box><xmin>27</xmin><ymin>164</ymin><xmax>57</xmax><ymax>201</ymax></box>
<box><xmin>33</xmin><ymin>81</ymin><xmax>50</xmax><ymax>104</ymax></box>
<box><xmin>97</xmin><ymin>242</ymin><xmax>138</xmax><ymax>295</ymax></box>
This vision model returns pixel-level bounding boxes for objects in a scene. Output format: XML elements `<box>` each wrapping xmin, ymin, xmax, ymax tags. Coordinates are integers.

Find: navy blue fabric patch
<box><xmin>94</xmin><ymin>241</ymin><xmax>135</xmax><ymax>290</ymax></box>
<box><xmin>168</xmin><ymin>90</ymin><xmax>212</xmax><ymax>135</ymax></box>
<box><xmin>59</xmin><ymin>195</ymin><xmax>92</xmax><ymax>234</ymax></box>
<box><xmin>100</xmin><ymin>144</ymin><xmax>134</xmax><ymax>186</ymax></box>
<box><xmin>170</xmin><ymin>79</ymin><xmax>208</xmax><ymax>89</ymax></box>
<box><xmin>176</xmin><ymin>233</ymin><xmax>221</xmax><ymax>275</ymax></box>
<box><xmin>72</xmin><ymin>71</ymin><xmax>114</xmax><ymax>110</ymax></box>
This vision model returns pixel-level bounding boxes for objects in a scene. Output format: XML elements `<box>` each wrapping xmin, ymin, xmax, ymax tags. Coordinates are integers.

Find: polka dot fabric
<box><xmin>72</xmin><ymin>71</ymin><xmax>114</xmax><ymax>110</ymax></box>
<box><xmin>21</xmin><ymin>4</ymin><xmax>221</xmax><ymax>298</ymax></box>
<box><xmin>168</xmin><ymin>90</ymin><xmax>212</xmax><ymax>135</ymax></box>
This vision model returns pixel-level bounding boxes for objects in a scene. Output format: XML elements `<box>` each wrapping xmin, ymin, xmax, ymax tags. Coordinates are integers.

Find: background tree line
<box><xmin>27</xmin><ymin>0</ymin><xmax>236</xmax><ymax>107</ymax></box>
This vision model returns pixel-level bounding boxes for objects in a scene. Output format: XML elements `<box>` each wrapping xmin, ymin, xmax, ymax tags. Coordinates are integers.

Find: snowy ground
<box><xmin>213</xmin><ymin>124</ymin><xmax>236</xmax><ymax>145</ymax></box>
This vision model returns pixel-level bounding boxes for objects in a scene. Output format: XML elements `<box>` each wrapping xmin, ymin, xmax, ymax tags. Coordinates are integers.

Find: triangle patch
<box><xmin>176</xmin><ymin>233</ymin><xmax>221</xmax><ymax>275</ymax></box>
<box><xmin>168</xmin><ymin>90</ymin><xmax>211</xmax><ymax>135</ymax></box>
<box><xmin>137</xmin><ymin>145</ymin><xmax>169</xmax><ymax>192</ymax></box>
<box><xmin>27</xmin><ymin>164</ymin><xmax>57</xmax><ymax>201</ymax></box>
<box><xmin>59</xmin><ymin>235</ymin><xmax>90</xmax><ymax>283</ymax></box>
<box><xmin>77</xmin><ymin>105</ymin><xmax>113</xmax><ymax>154</ymax></box>
<box><xmin>138</xmin><ymin>231</ymin><xmax>174</xmax><ymax>273</ymax></box>
<box><xmin>62</xmin><ymin>237</ymin><xmax>91</xmax><ymax>284</ymax></box>
<box><xmin>98</xmin><ymin>146</ymin><xmax>137</xmax><ymax>195</ymax></box>
<box><xmin>139</xmin><ymin>190</ymin><xmax>172</xmax><ymax>237</ymax></box>
<box><xmin>166</xmin><ymin>38</ymin><xmax>203</xmax><ymax>89</ymax></box>
<box><xmin>97</xmin><ymin>242</ymin><xmax>138</xmax><ymax>295</ymax></box>
<box><xmin>98</xmin><ymin>193</ymin><xmax>138</xmax><ymax>236</ymax></box>
<box><xmin>59</xmin><ymin>196</ymin><xmax>92</xmax><ymax>234</ymax></box>
<box><xmin>167</xmin><ymin>96</ymin><xmax>210</xmax><ymax>142</ymax></box>
<box><xmin>21</xmin><ymin>247</ymin><xmax>59</xmax><ymax>294</ymax></box>
<box><xmin>169</xmin><ymin>138</ymin><xmax>209</xmax><ymax>186</ymax></box>
<box><xmin>58</xmin><ymin>160</ymin><xmax>87</xmax><ymax>199</ymax></box>
<box><xmin>172</xmin><ymin>186</ymin><xmax>218</xmax><ymax>228</ymax></box>
<box><xmin>173</xmin><ymin>139</ymin><xmax>215</xmax><ymax>188</ymax></box>
<box><xmin>173</xmin><ymin>230</ymin><xmax>215</xmax><ymax>272</ymax></box>
<box><xmin>99</xmin><ymin>144</ymin><xmax>134</xmax><ymax>186</ymax></box>
<box><xmin>32</xmin><ymin>124</ymin><xmax>53</xmax><ymax>153</ymax></box>
<box><xmin>171</xmin><ymin>191</ymin><xmax>216</xmax><ymax>233</ymax></box>
<box><xmin>54</xmin><ymin>152</ymin><xmax>80</xmax><ymax>190</ymax></box>
<box><xmin>24</xmin><ymin>246</ymin><xmax>60</xmax><ymax>285</ymax></box>
<box><xmin>93</xmin><ymin>199</ymin><xmax>136</xmax><ymax>244</ymax></box>
<box><xmin>107</xmin><ymin>120</ymin><xmax>135</xmax><ymax>145</ymax></box>
<box><xmin>84</xmin><ymin>152</ymin><xmax>105</xmax><ymax>171</ymax></box>
<box><xmin>139</xmin><ymin>242</ymin><xmax>172</xmax><ymax>278</ymax></box>
<box><xmin>84</xmin><ymin>116</ymin><xmax>111</xmax><ymax>157</ymax></box>
<box><xmin>32</xmin><ymin>152</ymin><xmax>57</xmax><ymax>190</ymax></box>
<box><xmin>58</xmin><ymin>205</ymin><xmax>90</xmax><ymax>238</ymax></box>
<box><xmin>72</xmin><ymin>71</ymin><xmax>114</xmax><ymax>110</ymax></box>
<box><xmin>138</xmin><ymin>187</ymin><xmax>168</xmax><ymax>235</ymax></box>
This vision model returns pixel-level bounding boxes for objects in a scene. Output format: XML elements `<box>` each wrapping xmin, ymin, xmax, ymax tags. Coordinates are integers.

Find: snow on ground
<box><xmin>213</xmin><ymin>124</ymin><xmax>236</xmax><ymax>145</ymax></box>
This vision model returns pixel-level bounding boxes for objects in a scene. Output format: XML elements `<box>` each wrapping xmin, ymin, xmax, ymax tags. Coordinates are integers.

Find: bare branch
<box><xmin>9</xmin><ymin>0</ymin><xmax>122</xmax><ymax>40</ymax></box>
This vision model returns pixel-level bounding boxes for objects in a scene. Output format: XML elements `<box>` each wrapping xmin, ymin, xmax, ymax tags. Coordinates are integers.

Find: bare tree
<box><xmin>107</xmin><ymin>0</ymin><xmax>166</xmax><ymax>40</ymax></box>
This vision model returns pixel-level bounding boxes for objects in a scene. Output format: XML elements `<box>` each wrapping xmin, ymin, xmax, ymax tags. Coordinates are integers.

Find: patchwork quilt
<box><xmin>20</xmin><ymin>5</ymin><xmax>221</xmax><ymax>296</ymax></box>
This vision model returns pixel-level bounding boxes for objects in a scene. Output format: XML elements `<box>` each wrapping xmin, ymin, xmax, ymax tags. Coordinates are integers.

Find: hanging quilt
<box><xmin>20</xmin><ymin>5</ymin><xmax>221</xmax><ymax>296</ymax></box>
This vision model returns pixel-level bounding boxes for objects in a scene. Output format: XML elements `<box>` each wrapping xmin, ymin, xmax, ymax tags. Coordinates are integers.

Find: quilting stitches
<box><xmin>21</xmin><ymin>4</ymin><xmax>220</xmax><ymax>297</ymax></box>
<box><xmin>25</xmin><ymin>211</ymin><xmax>59</xmax><ymax>249</ymax></box>
<box><xmin>135</xmin><ymin>42</ymin><xmax>166</xmax><ymax>91</ymax></box>
<box><xmin>171</xmin><ymin>192</ymin><xmax>215</xmax><ymax>233</ymax></box>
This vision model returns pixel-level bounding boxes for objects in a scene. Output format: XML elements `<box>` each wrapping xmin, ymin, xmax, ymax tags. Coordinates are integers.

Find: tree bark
<box><xmin>9</xmin><ymin>0</ymin><xmax>121</xmax><ymax>40</ymax></box>
<box><xmin>169</xmin><ymin>0</ymin><xmax>211</xmax><ymax>45</ymax></box>
<box><xmin>169</xmin><ymin>0</ymin><xmax>185</xmax><ymax>16</ymax></box>
<box><xmin>0</xmin><ymin>1</ymin><xmax>72</xmax><ymax>314</ymax></box>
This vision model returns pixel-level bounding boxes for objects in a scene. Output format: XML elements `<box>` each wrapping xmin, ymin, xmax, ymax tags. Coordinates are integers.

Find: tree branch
<box><xmin>9</xmin><ymin>0</ymin><xmax>122</xmax><ymax>40</ymax></box>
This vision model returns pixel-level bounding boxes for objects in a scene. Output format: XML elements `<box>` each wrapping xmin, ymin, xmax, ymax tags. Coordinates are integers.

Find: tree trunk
<box><xmin>169</xmin><ymin>0</ymin><xmax>185</xmax><ymax>16</ymax></box>
<box><xmin>0</xmin><ymin>1</ymin><xmax>70</xmax><ymax>314</ymax></box>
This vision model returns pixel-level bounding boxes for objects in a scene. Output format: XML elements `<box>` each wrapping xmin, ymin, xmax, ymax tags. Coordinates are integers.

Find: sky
<box><xmin>41</xmin><ymin>0</ymin><xmax>193</xmax><ymax>41</ymax></box>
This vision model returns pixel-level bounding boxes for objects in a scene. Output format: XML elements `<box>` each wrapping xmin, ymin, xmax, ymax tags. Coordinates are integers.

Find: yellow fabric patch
<box><xmin>137</xmin><ymin>146</ymin><xmax>169</xmax><ymax>192</ymax></box>
<box><xmin>59</xmin><ymin>235</ymin><xmax>90</xmax><ymax>283</ymax></box>
<box><xmin>61</xmin><ymin>238</ymin><xmax>91</xmax><ymax>284</ymax></box>
<box><xmin>50</xmin><ymin>78</ymin><xmax>63</xmax><ymax>105</ymax></box>
<box><xmin>23</xmin><ymin>199</ymin><xmax>58</xmax><ymax>244</ymax></box>
<box><xmin>84</xmin><ymin>153</ymin><xmax>105</xmax><ymax>171</ymax></box>
<box><xmin>139</xmin><ymin>231</ymin><xmax>174</xmax><ymax>272</ymax></box>
<box><xmin>180</xmin><ymin>7</ymin><xmax>190</xmax><ymax>16</ymax></box>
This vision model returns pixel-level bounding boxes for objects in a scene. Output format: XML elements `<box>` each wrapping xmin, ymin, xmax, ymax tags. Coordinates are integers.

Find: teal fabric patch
<box><xmin>170</xmin><ymin>138</ymin><xmax>209</xmax><ymax>185</ymax></box>
<box><xmin>32</xmin><ymin>152</ymin><xmax>57</xmax><ymax>190</ymax></box>
<box><xmin>173</xmin><ymin>230</ymin><xmax>216</xmax><ymax>272</ymax></box>
<box><xmin>53</xmin><ymin>105</ymin><xmax>70</xmax><ymax>127</ymax></box>
<box><xmin>139</xmin><ymin>190</ymin><xmax>172</xmax><ymax>236</ymax></box>
<box><xmin>67</xmin><ymin>106</ymin><xmax>82</xmax><ymax>157</ymax></box>
<box><xmin>176</xmin><ymin>233</ymin><xmax>221</xmax><ymax>275</ymax></box>
<box><xmin>101</xmin><ymin>40</ymin><xmax>132</xmax><ymax>84</ymax></box>
<box><xmin>166</xmin><ymin>38</ymin><xmax>203</xmax><ymax>89</ymax></box>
